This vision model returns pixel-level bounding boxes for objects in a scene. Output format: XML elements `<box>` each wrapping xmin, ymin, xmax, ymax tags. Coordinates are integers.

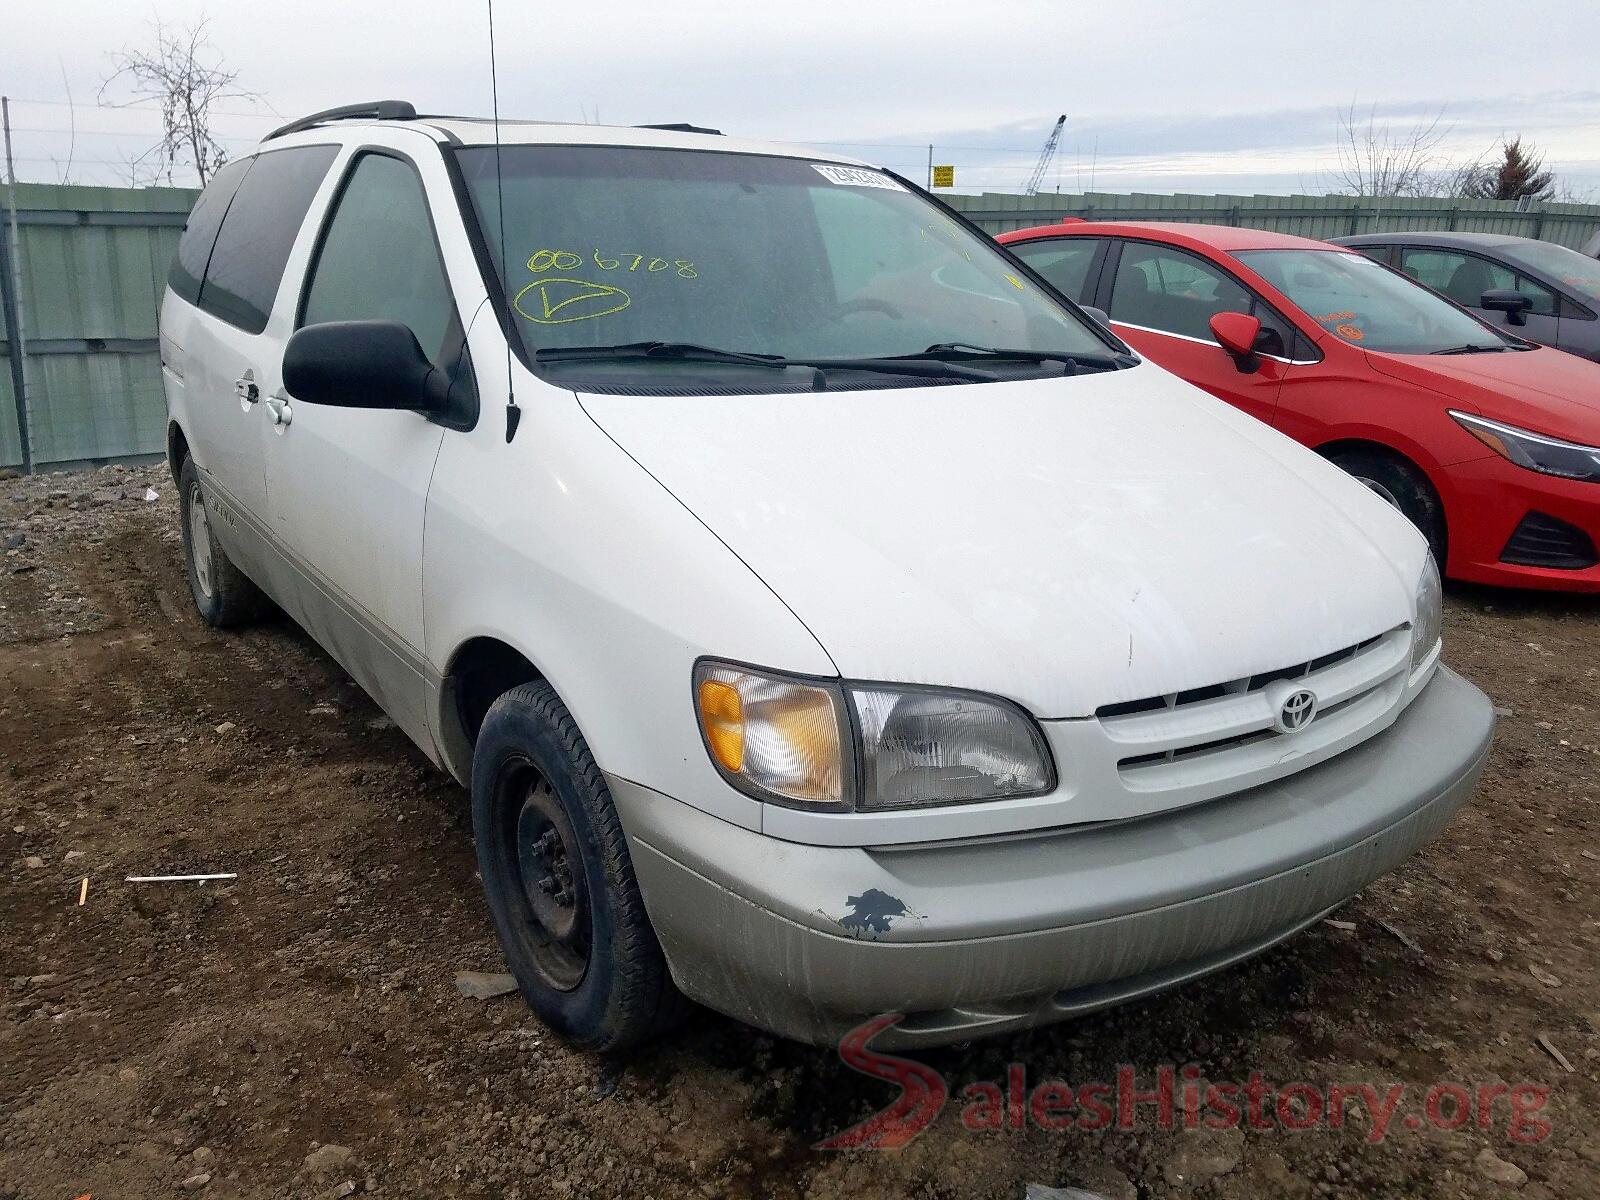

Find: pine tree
<box><xmin>1466</xmin><ymin>137</ymin><xmax>1556</xmax><ymax>202</ymax></box>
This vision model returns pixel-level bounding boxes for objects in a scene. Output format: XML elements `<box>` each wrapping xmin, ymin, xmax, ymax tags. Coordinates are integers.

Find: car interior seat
<box><xmin>1444</xmin><ymin>259</ymin><xmax>1494</xmax><ymax>307</ymax></box>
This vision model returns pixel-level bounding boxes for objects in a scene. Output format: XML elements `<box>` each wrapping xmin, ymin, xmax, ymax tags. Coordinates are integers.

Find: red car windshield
<box><xmin>1237</xmin><ymin>250</ymin><xmax>1512</xmax><ymax>355</ymax></box>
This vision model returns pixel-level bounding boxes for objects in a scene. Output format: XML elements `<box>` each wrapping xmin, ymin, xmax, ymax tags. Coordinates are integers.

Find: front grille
<box><xmin>1096</xmin><ymin>628</ymin><xmax>1410</xmax><ymax>793</ymax></box>
<box><xmin>1500</xmin><ymin>511</ymin><xmax>1598</xmax><ymax>571</ymax></box>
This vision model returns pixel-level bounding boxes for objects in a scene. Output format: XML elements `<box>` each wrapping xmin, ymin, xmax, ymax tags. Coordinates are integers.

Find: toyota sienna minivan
<box><xmin>160</xmin><ymin>102</ymin><xmax>1494</xmax><ymax>1050</ymax></box>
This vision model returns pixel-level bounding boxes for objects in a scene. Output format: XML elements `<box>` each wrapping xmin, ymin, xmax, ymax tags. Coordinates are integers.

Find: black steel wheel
<box><xmin>471</xmin><ymin>681</ymin><xmax>688</xmax><ymax>1051</ymax></box>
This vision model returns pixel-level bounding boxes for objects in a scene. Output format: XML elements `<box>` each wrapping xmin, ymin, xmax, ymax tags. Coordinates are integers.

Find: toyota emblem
<box><xmin>1278</xmin><ymin>689</ymin><xmax>1318</xmax><ymax>733</ymax></box>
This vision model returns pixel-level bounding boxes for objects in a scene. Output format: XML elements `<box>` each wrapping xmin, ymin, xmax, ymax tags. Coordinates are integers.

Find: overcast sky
<box><xmin>4</xmin><ymin>0</ymin><xmax>1598</xmax><ymax>199</ymax></box>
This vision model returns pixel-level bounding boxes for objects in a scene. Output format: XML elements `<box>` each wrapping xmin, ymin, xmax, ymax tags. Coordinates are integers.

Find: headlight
<box><xmin>1411</xmin><ymin>551</ymin><xmax>1443</xmax><ymax>675</ymax></box>
<box><xmin>694</xmin><ymin>660</ymin><xmax>1055</xmax><ymax>810</ymax></box>
<box><xmin>849</xmin><ymin>685</ymin><xmax>1054</xmax><ymax>808</ymax></box>
<box><xmin>1450</xmin><ymin>411</ymin><xmax>1600</xmax><ymax>483</ymax></box>
<box><xmin>695</xmin><ymin>662</ymin><xmax>848</xmax><ymax>806</ymax></box>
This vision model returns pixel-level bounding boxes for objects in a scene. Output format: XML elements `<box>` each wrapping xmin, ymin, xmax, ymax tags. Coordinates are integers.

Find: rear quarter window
<box><xmin>197</xmin><ymin>144</ymin><xmax>339</xmax><ymax>334</ymax></box>
<box><xmin>1007</xmin><ymin>238</ymin><xmax>1104</xmax><ymax>303</ymax></box>
<box><xmin>167</xmin><ymin>158</ymin><xmax>251</xmax><ymax>306</ymax></box>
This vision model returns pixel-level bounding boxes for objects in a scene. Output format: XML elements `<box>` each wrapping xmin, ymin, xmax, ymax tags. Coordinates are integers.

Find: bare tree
<box><xmin>1327</xmin><ymin>102</ymin><xmax>1452</xmax><ymax>198</ymax></box>
<box><xmin>114</xmin><ymin>146</ymin><xmax>164</xmax><ymax>189</ymax></box>
<box><xmin>98</xmin><ymin>16</ymin><xmax>254</xmax><ymax>184</ymax></box>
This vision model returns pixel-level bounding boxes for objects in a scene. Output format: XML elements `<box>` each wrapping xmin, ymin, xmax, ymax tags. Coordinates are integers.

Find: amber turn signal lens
<box><xmin>698</xmin><ymin>678</ymin><xmax>745</xmax><ymax>772</ymax></box>
<box><xmin>693</xmin><ymin>662</ymin><xmax>847</xmax><ymax>805</ymax></box>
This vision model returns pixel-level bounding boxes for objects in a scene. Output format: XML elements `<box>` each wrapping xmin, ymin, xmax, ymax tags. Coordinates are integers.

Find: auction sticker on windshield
<box><xmin>812</xmin><ymin>164</ymin><xmax>904</xmax><ymax>190</ymax></box>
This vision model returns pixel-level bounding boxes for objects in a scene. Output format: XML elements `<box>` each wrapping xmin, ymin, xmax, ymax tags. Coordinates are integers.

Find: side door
<box><xmin>1096</xmin><ymin>239</ymin><xmax>1296</xmax><ymax>426</ymax></box>
<box><xmin>180</xmin><ymin>144</ymin><xmax>340</xmax><ymax>579</ymax></box>
<box><xmin>264</xmin><ymin>147</ymin><xmax>472</xmax><ymax>746</ymax></box>
<box><xmin>162</xmin><ymin>156</ymin><xmax>250</xmax><ymax>498</ymax></box>
<box><xmin>1396</xmin><ymin>246</ymin><xmax>1561</xmax><ymax>347</ymax></box>
<box><xmin>1556</xmin><ymin>296</ymin><xmax>1600</xmax><ymax>362</ymax></box>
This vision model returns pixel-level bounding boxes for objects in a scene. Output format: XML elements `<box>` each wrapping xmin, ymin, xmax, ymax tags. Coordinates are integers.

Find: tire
<box><xmin>178</xmin><ymin>456</ymin><xmax>270</xmax><ymax>628</ymax></box>
<box><xmin>1324</xmin><ymin>446</ymin><xmax>1448</xmax><ymax>565</ymax></box>
<box><xmin>471</xmin><ymin>681</ymin><xmax>686</xmax><ymax>1052</ymax></box>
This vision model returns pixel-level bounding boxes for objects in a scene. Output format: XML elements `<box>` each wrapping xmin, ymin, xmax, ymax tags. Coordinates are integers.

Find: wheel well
<box><xmin>166</xmin><ymin>422</ymin><xmax>190</xmax><ymax>486</ymax></box>
<box><xmin>444</xmin><ymin>637</ymin><xmax>543</xmax><ymax>749</ymax></box>
<box><xmin>1315</xmin><ymin>438</ymin><xmax>1438</xmax><ymax>495</ymax></box>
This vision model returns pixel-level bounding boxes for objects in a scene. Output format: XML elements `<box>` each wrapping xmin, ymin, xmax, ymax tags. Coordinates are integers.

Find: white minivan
<box><xmin>160</xmin><ymin>102</ymin><xmax>1494</xmax><ymax>1051</ymax></box>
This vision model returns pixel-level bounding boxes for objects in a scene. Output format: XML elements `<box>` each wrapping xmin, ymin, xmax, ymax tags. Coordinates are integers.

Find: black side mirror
<box><xmin>1480</xmin><ymin>289</ymin><xmax>1533</xmax><ymax>327</ymax></box>
<box><xmin>283</xmin><ymin>320</ymin><xmax>450</xmax><ymax>410</ymax></box>
<box><xmin>1080</xmin><ymin>305</ymin><xmax>1112</xmax><ymax>331</ymax></box>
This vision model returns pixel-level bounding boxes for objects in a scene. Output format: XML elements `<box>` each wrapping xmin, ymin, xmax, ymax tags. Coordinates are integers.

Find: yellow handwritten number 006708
<box><xmin>527</xmin><ymin>249</ymin><xmax>696</xmax><ymax>278</ymax></box>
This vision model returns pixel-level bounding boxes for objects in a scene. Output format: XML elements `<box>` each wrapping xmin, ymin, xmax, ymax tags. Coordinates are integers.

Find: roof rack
<box><xmin>264</xmin><ymin>100</ymin><xmax>418</xmax><ymax>142</ymax></box>
<box><xmin>635</xmin><ymin>122</ymin><xmax>722</xmax><ymax>136</ymax></box>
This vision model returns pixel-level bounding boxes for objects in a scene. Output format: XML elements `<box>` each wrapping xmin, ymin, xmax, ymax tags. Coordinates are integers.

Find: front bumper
<box><xmin>1444</xmin><ymin>454</ymin><xmax>1600</xmax><ymax>591</ymax></box>
<box><xmin>611</xmin><ymin>665</ymin><xmax>1493</xmax><ymax>1047</ymax></box>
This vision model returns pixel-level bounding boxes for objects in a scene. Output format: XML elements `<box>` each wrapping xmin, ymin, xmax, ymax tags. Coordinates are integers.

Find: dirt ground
<box><xmin>2</xmin><ymin>462</ymin><xmax>1597</xmax><ymax>1200</ymax></box>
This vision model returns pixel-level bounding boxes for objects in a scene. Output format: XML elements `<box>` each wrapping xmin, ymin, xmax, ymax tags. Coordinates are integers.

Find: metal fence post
<box><xmin>1</xmin><ymin>96</ymin><xmax>34</xmax><ymax>475</ymax></box>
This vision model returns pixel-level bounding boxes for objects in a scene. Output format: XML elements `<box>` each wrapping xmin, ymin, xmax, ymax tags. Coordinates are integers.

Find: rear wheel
<box><xmin>178</xmin><ymin>456</ymin><xmax>270</xmax><ymax>628</ymax></box>
<box><xmin>1324</xmin><ymin>446</ymin><xmax>1447</xmax><ymax>565</ymax></box>
<box><xmin>471</xmin><ymin>681</ymin><xmax>686</xmax><ymax>1051</ymax></box>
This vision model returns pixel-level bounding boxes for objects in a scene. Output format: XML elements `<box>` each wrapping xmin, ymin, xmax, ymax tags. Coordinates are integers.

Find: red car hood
<box><xmin>1365</xmin><ymin>345</ymin><xmax>1600</xmax><ymax>444</ymax></box>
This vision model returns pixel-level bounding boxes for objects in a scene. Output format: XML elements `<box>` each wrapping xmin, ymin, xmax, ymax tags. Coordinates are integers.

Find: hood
<box><xmin>579</xmin><ymin>364</ymin><xmax>1424</xmax><ymax>718</ymax></box>
<box><xmin>1365</xmin><ymin>345</ymin><xmax>1600</xmax><ymax>445</ymax></box>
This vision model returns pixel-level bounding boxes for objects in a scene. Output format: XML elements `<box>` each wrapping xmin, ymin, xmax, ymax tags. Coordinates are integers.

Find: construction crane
<box><xmin>1022</xmin><ymin>114</ymin><xmax>1067</xmax><ymax>196</ymax></box>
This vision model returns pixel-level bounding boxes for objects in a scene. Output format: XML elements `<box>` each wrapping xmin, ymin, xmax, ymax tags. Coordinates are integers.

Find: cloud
<box><xmin>3</xmin><ymin>0</ymin><xmax>1597</xmax><ymax>199</ymax></box>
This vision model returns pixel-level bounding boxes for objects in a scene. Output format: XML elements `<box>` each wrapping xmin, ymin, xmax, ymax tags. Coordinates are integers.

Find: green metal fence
<box><xmin>2</xmin><ymin>183</ymin><xmax>1599</xmax><ymax>470</ymax></box>
<box><xmin>1</xmin><ymin>182</ymin><xmax>197</xmax><ymax>470</ymax></box>
<box><xmin>944</xmin><ymin>190</ymin><xmax>1600</xmax><ymax>245</ymax></box>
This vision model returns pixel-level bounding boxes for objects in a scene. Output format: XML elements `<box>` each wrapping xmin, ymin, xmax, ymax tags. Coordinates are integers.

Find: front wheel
<box><xmin>471</xmin><ymin>681</ymin><xmax>685</xmax><ymax>1052</ymax></box>
<box><xmin>1324</xmin><ymin>447</ymin><xmax>1448</xmax><ymax>565</ymax></box>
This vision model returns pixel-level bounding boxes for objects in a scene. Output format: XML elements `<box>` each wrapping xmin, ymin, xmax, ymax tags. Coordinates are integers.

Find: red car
<box><xmin>996</xmin><ymin>221</ymin><xmax>1600</xmax><ymax>591</ymax></box>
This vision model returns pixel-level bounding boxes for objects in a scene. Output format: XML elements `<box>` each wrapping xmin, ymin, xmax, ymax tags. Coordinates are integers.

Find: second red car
<box><xmin>998</xmin><ymin>221</ymin><xmax>1600</xmax><ymax>591</ymax></box>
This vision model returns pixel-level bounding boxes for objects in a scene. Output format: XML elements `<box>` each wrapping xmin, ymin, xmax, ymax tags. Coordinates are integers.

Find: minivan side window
<box><xmin>168</xmin><ymin>157</ymin><xmax>251</xmax><ymax>306</ymax></box>
<box><xmin>1007</xmin><ymin>238</ymin><xmax>1105</xmax><ymax>304</ymax></box>
<box><xmin>299</xmin><ymin>153</ymin><xmax>457</xmax><ymax>363</ymax></box>
<box><xmin>197</xmin><ymin>144</ymin><xmax>339</xmax><ymax>334</ymax></box>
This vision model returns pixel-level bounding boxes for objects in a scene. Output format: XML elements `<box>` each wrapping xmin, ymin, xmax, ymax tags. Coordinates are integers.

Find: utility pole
<box><xmin>1</xmin><ymin>96</ymin><xmax>33</xmax><ymax>475</ymax></box>
<box><xmin>927</xmin><ymin>144</ymin><xmax>932</xmax><ymax>190</ymax></box>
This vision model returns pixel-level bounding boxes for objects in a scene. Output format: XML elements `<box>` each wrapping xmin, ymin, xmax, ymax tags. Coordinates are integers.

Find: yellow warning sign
<box><xmin>931</xmin><ymin>165</ymin><xmax>955</xmax><ymax>188</ymax></box>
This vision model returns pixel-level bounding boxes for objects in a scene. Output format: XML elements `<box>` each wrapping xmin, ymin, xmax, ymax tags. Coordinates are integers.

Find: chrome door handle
<box><xmin>235</xmin><ymin>377</ymin><xmax>260</xmax><ymax>403</ymax></box>
<box><xmin>265</xmin><ymin>396</ymin><xmax>293</xmax><ymax>427</ymax></box>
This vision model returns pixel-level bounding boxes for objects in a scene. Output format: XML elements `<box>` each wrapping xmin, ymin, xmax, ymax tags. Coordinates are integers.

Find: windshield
<box><xmin>453</xmin><ymin>145</ymin><xmax>1111</xmax><ymax>374</ymax></box>
<box><xmin>1497</xmin><ymin>240</ymin><xmax>1600</xmax><ymax>299</ymax></box>
<box><xmin>1237</xmin><ymin>249</ymin><xmax>1512</xmax><ymax>354</ymax></box>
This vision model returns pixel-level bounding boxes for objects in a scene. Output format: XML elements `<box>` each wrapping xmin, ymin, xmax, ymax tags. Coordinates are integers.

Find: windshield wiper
<box><xmin>537</xmin><ymin>341</ymin><xmax>997</xmax><ymax>383</ymax></box>
<box><xmin>797</xmin><ymin>355</ymin><xmax>996</xmax><ymax>381</ymax></box>
<box><xmin>1432</xmin><ymin>343</ymin><xmax>1511</xmax><ymax>355</ymax></box>
<box><xmin>536</xmin><ymin>341</ymin><xmax>789</xmax><ymax>368</ymax></box>
<box><xmin>910</xmin><ymin>343</ymin><xmax>1129</xmax><ymax>372</ymax></box>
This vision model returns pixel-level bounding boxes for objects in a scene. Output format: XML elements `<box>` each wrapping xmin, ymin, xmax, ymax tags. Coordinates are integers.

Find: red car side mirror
<box><xmin>1210</xmin><ymin>312</ymin><xmax>1263</xmax><ymax>373</ymax></box>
